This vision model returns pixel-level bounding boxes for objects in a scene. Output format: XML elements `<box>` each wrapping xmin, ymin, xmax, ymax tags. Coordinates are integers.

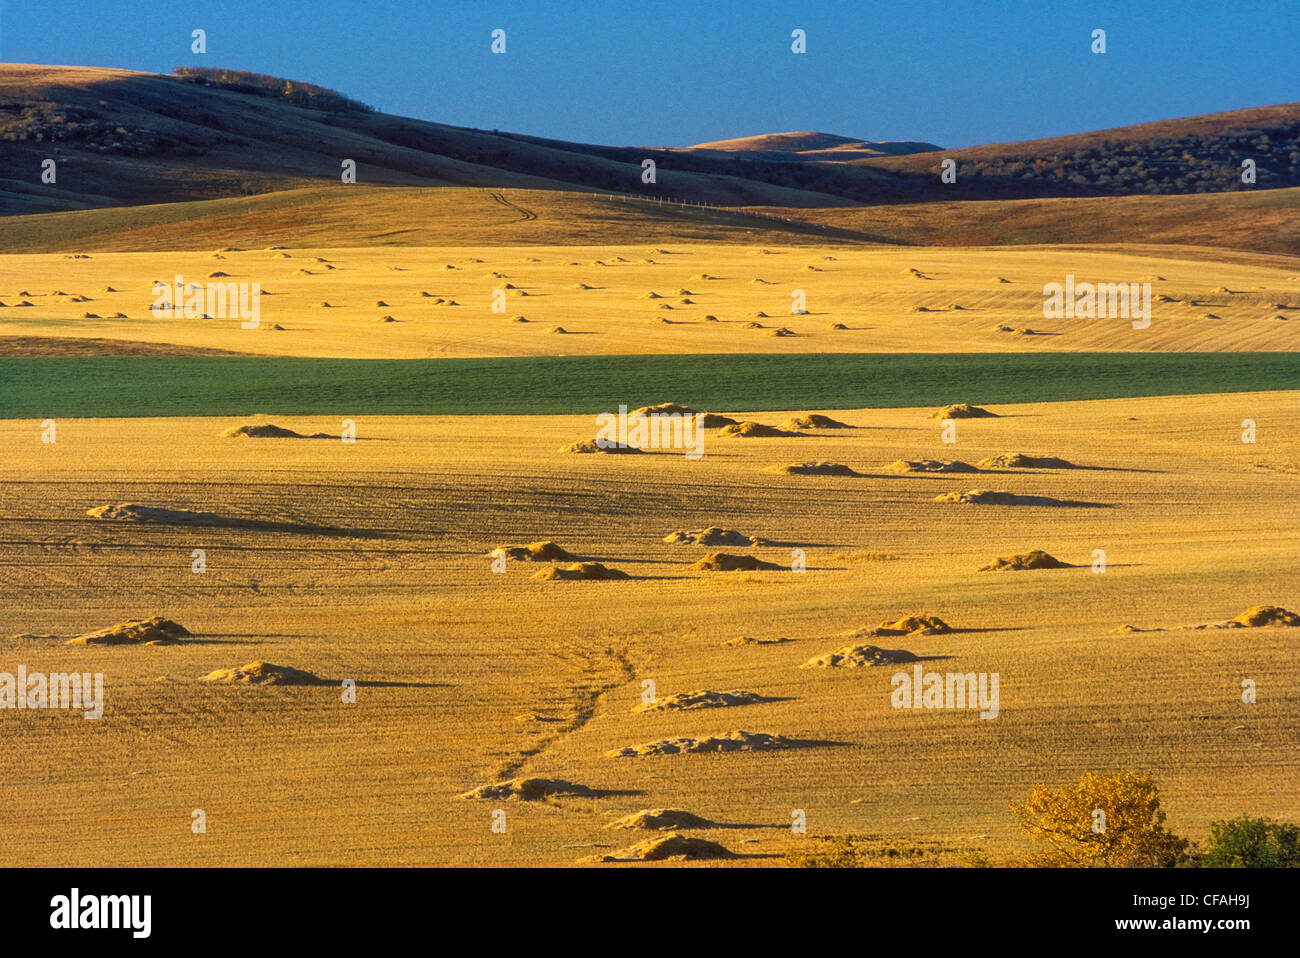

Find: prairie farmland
<box><xmin>1</xmin><ymin>394</ymin><xmax>1296</xmax><ymax>865</ymax></box>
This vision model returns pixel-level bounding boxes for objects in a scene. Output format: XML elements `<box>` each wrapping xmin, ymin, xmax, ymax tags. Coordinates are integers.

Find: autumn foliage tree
<box><xmin>1010</xmin><ymin>771</ymin><xmax>1191</xmax><ymax>867</ymax></box>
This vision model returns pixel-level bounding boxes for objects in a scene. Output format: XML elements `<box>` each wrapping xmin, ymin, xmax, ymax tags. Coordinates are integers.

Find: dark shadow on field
<box><xmin>936</xmin><ymin>495</ymin><xmax>1113</xmax><ymax>508</ymax></box>
<box><xmin>880</xmin><ymin>471</ymin><xmax>988</xmax><ymax>481</ymax></box>
<box><xmin>344</xmin><ymin>678</ymin><xmax>449</xmax><ymax>689</ymax></box>
<box><xmin>194</xmin><ymin>632</ymin><xmax>300</xmax><ymax>641</ymax></box>
<box><xmin>754</xmin><ymin>539</ymin><xmax>853</xmax><ymax>549</ymax></box>
<box><xmin>168</xmin><ymin>636</ymin><xmax>274</xmax><ymax>646</ymax></box>
<box><xmin>226</xmin><ymin>435</ymin><xmax>394</xmax><ymax>442</ymax></box>
<box><xmin>983</xmin><ymin>465</ymin><xmax>1164</xmax><ymax>475</ymax></box>
<box><xmin>617</xmin><ymin>573</ymin><xmax>695</xmax><ymax>581</ymax></box>
<box><xmin>592</xmin><ymin>850</ymin><xmax>786</xmax><ymax>863</ymax></box>
<box><xmin>699</xmin><ymin>821</ymin><xmax>794</xmax><ymax>831</ymax></box>
<box><xmin>82</xmin><ymin>516</ymin><xmax>392</xmax><ymax>537</ymax></box>
<box><xmin>573</xmin><ymin>556</ymin><xmax>676</xmax><ymax>566</ymax></box>
<box><xmin>790</xmin><ymin>736</ymin><xmax>851</xmax><ymax>749</ymax></box>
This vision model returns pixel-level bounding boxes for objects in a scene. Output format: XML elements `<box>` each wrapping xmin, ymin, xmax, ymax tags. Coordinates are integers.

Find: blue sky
<box><xmin>1</xmin><ymin>0</ymin><xmax>1295</xmax><ymax>148</ymax></box>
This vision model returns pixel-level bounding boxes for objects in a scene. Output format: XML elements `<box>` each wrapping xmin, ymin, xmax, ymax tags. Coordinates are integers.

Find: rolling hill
<box><xmin>684</xmin><ymin>131</ymin><xmax>943</xmax><ymax>162</ymax></box>
<box><xmin>856</xmin><ymin>103</ymin><xmax>1300</xmax><ymax>199</ymax></box>
<box><xmin>2</xmin><ymin>63</ymin><xmax>1297</xmax><ymax>219</ymax></box>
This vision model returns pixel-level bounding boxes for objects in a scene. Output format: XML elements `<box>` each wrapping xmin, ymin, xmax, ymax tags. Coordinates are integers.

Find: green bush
<box><xmin>1199</xmin><ymin>816</ymin><xmax>1300</xmax><ymax>867</ymax></box>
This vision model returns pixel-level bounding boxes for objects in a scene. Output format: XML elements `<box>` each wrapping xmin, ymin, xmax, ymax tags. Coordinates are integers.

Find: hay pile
<box><xmin>632</xmin><ymin>402</ymin><xmax>698</xmax><ymax>416</ymax></box>
<box><xmin>720</xmin><ymin>421</ymin><xmax>797</xmax><ymax>438</ymax></box>
<box><xmin>533</xmin><ymin>562</ymin><xmax>628</xmax><ymax>581</ymax></box>
<box><xmin>86</xmin><ymin>503</ymin><xmax>236</xmax><ymax>525</ymax></box>
<box><xmin>633</xmin><ymin>690</ymin><xmax>765</xmax><ymax>713</ymax></box>
<box><xmin>931</xmin><ymin>404</ymin><xmax>998</xmax><ymax>419</ymax></box>
<box><xmin>780</xmin><ymin>414</ymin><xmax>852</xmax><ymax>430</ymax></box>
<box><xmin>977</xmin><ymin>453</ymin><xmax>1076</xmax><ymax>469</ymax></box>
<box><xmin>200</xmin><ymin>661</ymin><xmax>326</xmax><ymax>685</ymax></box>
<box><xmin>700</xmin><ymin>413</ymin><xmax>739</xmax><ymax>428</ymax></box>
<box><xmin>595</xmin><ymin>834</ymin><xmax>733</xmax><ymax>861</ymax></box>
<box><xmin>1231</xmin><ymin>605</ymin><xmax>1300</xmax><ymax>627</ymax></box>
<box><xmin>604</xmin><ymin>809</ymin><xmax>715</xmax><ymax>830</ymax></box>
<box><xmin>65</xmin><ymin>616</ymin><xmax>190</xmax><ymax>646</ymax></box>
<box><xmin>493</xmin><ymin>541</ymin><xmax>573</xmax><ymax>561</ymax></box>
<box><xmin>1180</xmin><ymin>605</ymin><xmax>1300</xmax><ymax>630</ymax></box>
<box><xmin>558</xmin><ymin>439</ymin><xmax>643</xmax><ymax>454</ymax></box>
<box><xmin>606</xmin><ymin>730</ymin><xmax>797</xmax><ymax>757</ymax></box>
<box><xmin>1115</xmin><ymin>608</ymin><xmax>1298</xmax><ymax>632</ymax></box>
<box><xmin>885</xmin><ymin>458</ymin><xmax>978</xmax><ymax>473</ymax></box>
<box><xmin>688</xmin><ymin>553</ymin><xmax>783</xmax><ymax>572</ymax></box>
<box><xmin>933</xmin><ymin>490</ymin><xmax>1078</xmax><ymax>506</ymax></box>
<box><xmin>978</xmin><ymin>550</ymin><xmax>1070</xmax><ymax>571</ymax></box>
<box><xmin>849</xmin><ymin>614</ymin><xmax>952</xmax><ymax>637</ymax></box>
<box><xmin>221</xmin><ymin>423</ymin><xmax>330</xmax><ymax>439</ymax></box>
<box><xmin>664</xmin><ymin>527</ymin><xmax>762</xmax><ymax>546</ymax></box>
<box><xmin>800</xmin><ymin>645</ymin><xmax>920</xmax><ymax>668</ymax></box>
<box><xmin>460</xmin><ymin>778</ymin><xmax>597</xmax><ymax>800</ymax></box>
<box><xmin>763</xmin><ymin>461</ymin><xmax>859</xmax><ymax>476</ymax></box>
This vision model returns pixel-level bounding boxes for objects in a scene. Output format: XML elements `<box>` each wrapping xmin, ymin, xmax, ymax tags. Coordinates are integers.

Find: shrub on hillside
<box><xmin>1010</xmin><ymin>771</ymin><xmax>1191</xmax><ymax>867</ymax></box>
<box><xmin>173</xmin><ymin>68</ymin><xmax>375</xmax><ymax>113</ymax></box>
<box><xmin>1197</xmin><ymin>816</ymin><xmax>1300</xmax><ymax>867</ymax></box>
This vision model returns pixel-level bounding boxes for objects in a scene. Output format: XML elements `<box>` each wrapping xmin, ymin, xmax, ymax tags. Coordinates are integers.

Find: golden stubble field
<box><xmin>1</xmin><ymin>392</ymin><xmax>1297</xmax><ymax>865</ymax></box>
<box><xmin>2</xmin><ymin>241</ymin><xmax>1297</xmax><ymax>356</ymax></box>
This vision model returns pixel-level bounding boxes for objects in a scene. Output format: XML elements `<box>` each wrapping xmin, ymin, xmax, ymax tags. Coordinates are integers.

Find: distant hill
<box><xmin>1</xmin><ymin>63</ymin><xmax>1297</xmax><ymax>217</ymax></box>
<box><xmin>857</xmin><ymin>104</ymin><xmax>1300</xmax><ymax>199</ymax></box>
<box><xmin>0</xmin><ymin>64</ymin><xmax>855</xmax><ymax>214</ymax></box>
<box><xmin>684</xmin><ymin>131</ymin><xmax>943</xmax><ymax>162</ymax></box>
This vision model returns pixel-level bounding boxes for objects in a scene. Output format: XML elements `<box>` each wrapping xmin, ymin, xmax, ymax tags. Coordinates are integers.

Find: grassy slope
<box><xmin>4</xmin><ymin>353</ymin><xmax>1300</xmax><ymax>417</ymax></box>
<box><xmin>752</xmin><ymin>187</ymin><xmax>1300</xmax><ymax>258</ymax></box>
<box><xmin>0</xmin><ymin>186</ymin><xmax>864</xmax><ymax>253</ymax></box>
<box><xmin>4</xmin><ymin>182</ymin><xmax>1297</xmax><ymax>256</ymax></box>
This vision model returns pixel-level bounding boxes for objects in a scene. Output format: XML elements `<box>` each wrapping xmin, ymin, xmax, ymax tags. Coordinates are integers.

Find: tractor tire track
<box><xmin>487</xmin><ymin>190</ymin><xmax>537</xmax><ymax>223</ymax></box>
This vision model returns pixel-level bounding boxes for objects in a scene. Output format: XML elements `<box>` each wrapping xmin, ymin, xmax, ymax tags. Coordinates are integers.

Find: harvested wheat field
<box><xmin>1</xmin><ymin>391</ymin><xmax>1297</xmax><ymax>867</ymax></box>
<box><xmin>3</xmin><ymin>241</ymin><xmax>1298</xmax><ymax>358</ymax></box>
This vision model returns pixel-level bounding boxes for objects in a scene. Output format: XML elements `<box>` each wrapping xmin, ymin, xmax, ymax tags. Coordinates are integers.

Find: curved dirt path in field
<box><xmin>494</xmin><ymin>643</ymin><xmax>637</xmax><ymax>780</ymax></box>
<box><xmin>487</xmin><ymin>190</ymin><xmax>538</xmax><ymax>223</ymax></box>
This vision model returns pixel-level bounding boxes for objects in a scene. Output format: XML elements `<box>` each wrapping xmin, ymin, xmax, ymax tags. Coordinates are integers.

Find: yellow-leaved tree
<box><xmin>1010</xmin><ymin>770</ymin><xmax>1190</xmax><ymax>867</ymax></box>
